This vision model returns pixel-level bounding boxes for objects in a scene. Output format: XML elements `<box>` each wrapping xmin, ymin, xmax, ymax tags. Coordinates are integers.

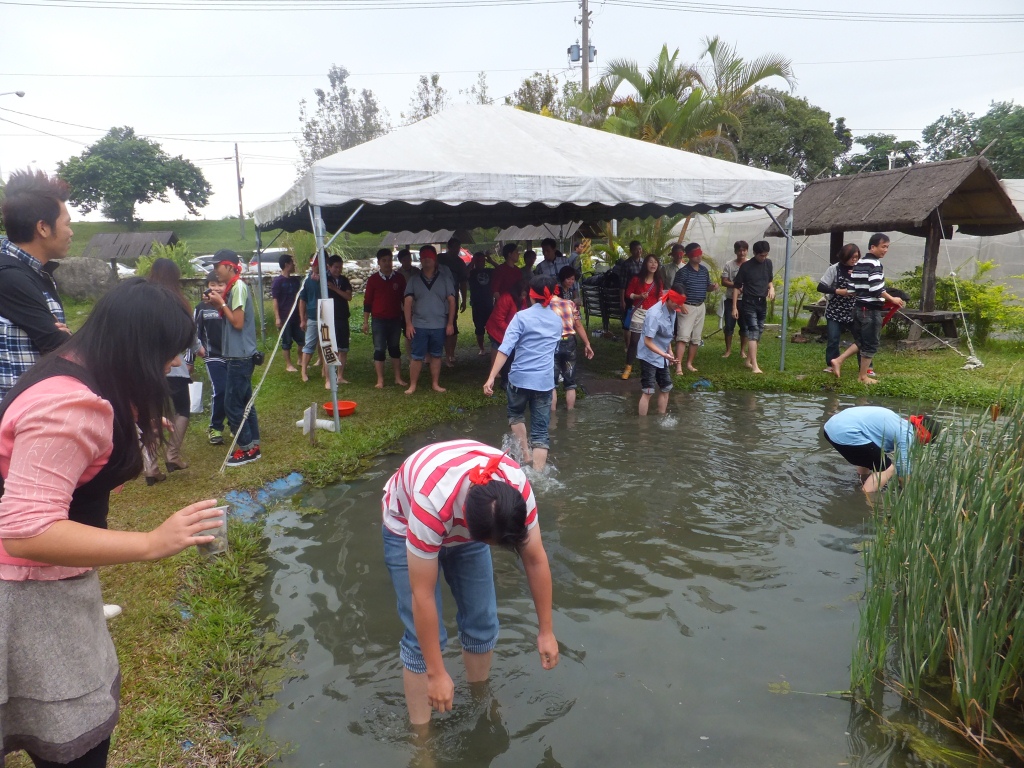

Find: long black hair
<box><xmin>48</xmin><ymin>278</ymin><xmax>195</xmax><ymax>472</ymax></box>
<box><xmin>465</xmin><ymin>481</ymin><xmax>530</xmax><ymax>552</ymax></box>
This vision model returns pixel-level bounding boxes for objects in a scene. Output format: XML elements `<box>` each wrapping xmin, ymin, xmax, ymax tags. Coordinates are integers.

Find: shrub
<box><xmin>136</xmin><ymin>241</ymin><xmax>199</xmax><ymax>277</ymax></box>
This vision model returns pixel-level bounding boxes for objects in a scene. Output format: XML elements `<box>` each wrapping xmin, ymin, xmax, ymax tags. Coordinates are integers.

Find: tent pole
<box><xmin>764</xmin><ymin>207</ymin><xmax>794</xmax><ymax>372</ymax></box>
<box><xmin>255</xmin><ymin>229</ymin><xmax>266</xmax><ymax>345</ymax></box>
<box><xmin>311</xmin><ymin>205</ymin><xmax>342</xmax><ymax>433</ymax></box>
<box><xmin>324</xmin><ymin>204</ymin><xmax>365</xmax><ymax>251</ymax></box>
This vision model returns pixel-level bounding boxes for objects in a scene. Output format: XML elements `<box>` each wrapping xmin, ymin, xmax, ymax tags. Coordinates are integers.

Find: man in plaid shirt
<box><xmin>0</xmin><ymin>170</ymin><xmax>73</xmax><ymax>401</ymax></box>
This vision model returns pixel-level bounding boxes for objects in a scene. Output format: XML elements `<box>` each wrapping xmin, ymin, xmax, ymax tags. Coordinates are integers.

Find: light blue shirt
<box><xmin>498</xmin><ymin>302</ymin><xmax>563</xmax><ymax>391</ymax></box>
<box><xmin>636</xmin><ymin>301</ymin><xmax>675</xmax><ymax>369</ymax></box>
<box><xmin>824</xmin><ymin>406</ymin><xmax>915</xmax><ymax>476</ymax></box>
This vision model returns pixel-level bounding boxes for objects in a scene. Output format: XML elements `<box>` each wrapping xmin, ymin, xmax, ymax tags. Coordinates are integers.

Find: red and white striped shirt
<box><xmin>382</xmin><ymin>439</ymin><xmax>537</xmax><ymax>559</ymax></box>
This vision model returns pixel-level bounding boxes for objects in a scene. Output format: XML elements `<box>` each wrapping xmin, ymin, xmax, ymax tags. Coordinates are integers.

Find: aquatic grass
<box><xmin>853</xmin><ymin>385</ymin><xmax>1024</xmax><ymax>757</ymax></box>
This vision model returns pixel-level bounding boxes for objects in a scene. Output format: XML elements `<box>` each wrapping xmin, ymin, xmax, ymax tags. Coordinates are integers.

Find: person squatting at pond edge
<box><xmin>823</xmin><ymin>405</ymin><xmax>941</xmax><ymax>493</ymax></box>
<box><xmin>0</xmin><ymin>280</ymin><xmax>225</xmax><ymax>768</ymax></box>
<box><xmin>483</xmin><ymin>276</ymin><xmax>564</xmax><ymax>472</ymax></box>
<box><xmin>404</xmin><ymin>245</ymin><xmax>456</xmax><ymax>395</ymax></box>
<box><xmin>362</xmin><ymin>248</ymin><xmax>408</xmax><ymax>389</ymax></box>
<box><xmin>208</xmin><ymin>250</ymin><xmax>262</xmax><ymax>467</ymax></box>
<box><xmin>671</xmin><ymin>242</ymin><xmax>718</xmax><ymax>375</ymax></box>
<box><xmin>731</xmin><ymin>240</ymin><xmax>775</xmax><ymax>375</ymax></box>
<box><xmin>381</xmin><ymin>439</ymin><xmax>558</xmax><ymax>725</ymax></box>
<box><xmin>550</xmin><ymin>282</ymin><xmax>595</xmax><ymax>412</ymax></box>
<box><xmin>637</xmin><ymin>290</ymin><xmax>687</xmax><ymax>416</ymax></box>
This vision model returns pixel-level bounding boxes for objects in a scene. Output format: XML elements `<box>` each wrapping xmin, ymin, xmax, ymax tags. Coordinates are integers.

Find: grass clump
<box><xmin>852</xmin><ymin>387</ymin><xmax>1024</xmax><ymax>760</ymax></box>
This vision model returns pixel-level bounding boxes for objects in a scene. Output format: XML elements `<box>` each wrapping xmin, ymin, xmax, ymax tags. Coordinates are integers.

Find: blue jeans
<box><xmin>205</xmin><ymin>358</ymin><xmax>227</xmax><ymax>432</ymax></box>
<box><xmin>506</xmin><ymin>384</ymin><xmax>552</xmax><ymax>449</ymax></box>
<box><xmin>224</xmin><ymin>357</ymin><xmax>260</xmax><ymax>450</ymax></box>
<box><xmin>382</xmin><ymin>528</ymin><xmax>499</xmax><ymax>673</ymax></box>
<box><xmin>371</xmin><ymin>317</ymin><xmax>403</xmax><ymax>361</ymax></box>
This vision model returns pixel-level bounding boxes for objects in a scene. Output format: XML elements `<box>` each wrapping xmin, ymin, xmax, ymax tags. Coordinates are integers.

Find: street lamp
<box><xmin>0</xmin><ymin>91</ymin><xmax>25</xmax><ymax>98</ymax></box>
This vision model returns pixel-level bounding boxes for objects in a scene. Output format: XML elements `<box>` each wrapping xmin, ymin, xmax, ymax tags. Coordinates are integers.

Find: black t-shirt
<box><xmin>438</xmin><ymin>252</ymin><xmax>468</xmax><ymax>286</ymax></box>
<box><xmin>734</xmin><ymin>258</ymin><xmax>774</xmax><ymax>300</ymax></box>
<box><xmin>469</xmin><ymin>268</ymin><xmax>493</xmax><ymax>309</ymax></box>
<box><xmin>326</xmin><ymin>274</ymin><xmax>352</xmax><ymax>320</ymax></box>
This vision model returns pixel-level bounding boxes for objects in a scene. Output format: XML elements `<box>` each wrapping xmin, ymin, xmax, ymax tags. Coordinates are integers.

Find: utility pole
<box><xmin>234</xmin><ymin>143</ymin><xmax>245</xmax><ymax>240</ymax></box>
<box><xmin>580</xmin><ymin>0</ymin><xmax>591</xmax><ymax>93</ymax></box>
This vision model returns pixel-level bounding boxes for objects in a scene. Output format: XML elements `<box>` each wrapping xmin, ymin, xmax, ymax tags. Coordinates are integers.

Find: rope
<box><xmin>218</xmin><ymin>268</ymin><xmax>313</xmax><ymax>473</ymax></box>
<box><xmin>934</xmin><ymin>209</ymin><xmax>980</xmax><ymax>361</ymax></box>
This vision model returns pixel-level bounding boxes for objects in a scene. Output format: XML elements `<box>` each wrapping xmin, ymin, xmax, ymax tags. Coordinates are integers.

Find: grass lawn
<box><xmin>5</xmin><ymin>297</ymin><xmax>1022</xmax><ymax>767</ymax></box>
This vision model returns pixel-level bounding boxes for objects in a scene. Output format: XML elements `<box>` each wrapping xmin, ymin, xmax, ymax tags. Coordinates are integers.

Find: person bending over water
<box><xmin>381</xmin><ymin>440</ymin><xmax>558</xmax><ymax>725</ymax></box>
<box><xmin>636</xmin><ymin>290</ymin><xmax>686</xmax><ymax>416</ymax></box>
<box><xmin>823</xmin><ymin>405</ymin><xmax>941</xmax><ymax>493</ymax></box>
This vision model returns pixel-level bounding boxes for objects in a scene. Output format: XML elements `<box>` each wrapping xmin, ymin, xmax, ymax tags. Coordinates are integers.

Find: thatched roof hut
<box><xmin>766</xmin><ymin>157</ymin><xmax>1024</xmax><ymax>309</ymax></box>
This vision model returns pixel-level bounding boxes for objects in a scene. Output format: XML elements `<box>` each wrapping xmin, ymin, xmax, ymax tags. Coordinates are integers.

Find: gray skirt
<box><xmin>0</xmin><ymin>570</ymin><xmax>120</xmax><ymax>764</ymax></box>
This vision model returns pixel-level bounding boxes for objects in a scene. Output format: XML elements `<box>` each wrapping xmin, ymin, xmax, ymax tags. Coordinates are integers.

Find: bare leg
<box><xmin>551</xmin><ymin>389</ymin><xmax>558</xmax><ymax>412</ymax></box>
<box><xmin>392</xmin><ymin>357</ymin><xmax>407</xmax><ymax>386</ymax></box>
<box><xmin>510</xmin><ymin>422</ymin><xmax>532</xmax><ymax>463</ymax></box>
<box><xmin>740</xmin><ymin>334</ymin><xmax>748</xmax><ymax>358</ymax></box>
<box><xmin>403</xmin><ymin>669</ymin><xmax>433</xmax><ymax>726</ymax></box>
<box><xmin>832</xmin><ymin>342</ymin><xmax>858</xmax><ymax>377</ymax></box>
<box><xmin>674</xmin><ymin>341</ymin><xmax>685</xmax><ymax>375</ymax></box>
<box><xmin>374</xmin><ymin>360</ymin><xmax>386</xmax><ymax>388</ymax></box>
<box><xmin>444</xmin><ymin>334</ymin><xmax>457</xmax><ymax>366</ymax></box>
<box><xmin>337</xmin><ymin>351</ymin><xmax>350</xmax><ymax>384</ymax></box>
<box><xmin>565</xmin><ymin>388</ymin><xmax>576</xmax><ymax>410</ymax></box>
<box><xmin>722</xmin><ymin>333</ymin><xmax>733</xmax><ymax>357</ymax></box>
<box><xmin>748</xmin><ymin>339</ymin><xmax>763</xmax><ymax>374</ymax></box>
<box><xmin>638</xmin><ymin>392</ymin><xmax>652</xmax><ymax>416</ymax></box>
<box><xmin>429</xmin><ymin>356</ymin><xmax>446</xmax><ymax>392</ymax></box>
<box><xmin>463</xmin><ymin>649</ymin><xmax>493</xmax><ymax>683</ymax></box>
<box><xmin>863</xmin><ymin>464</ymin><xmax>896</xmax><ymax>494</ymax></box>
<box><xmin>283</xmin><ymin>349</ymin><xmax>297</xmax><ymax>372</ymax></box>
<box><xmin>856</xmin><ymin>466</ymin><xmax>872</xmax><ymax>480</ymax></box>
<box><xmin>532</xmin><ymin>447</ymin><xmax>549</xmax><ymax>472</ymax></box>
<box><xmin>476</xmin><ymin>334</ymin><xmax>486</xmax><ymax>355</ymax></box>
<box><xmin>656</xmin><ymin>389</ymin><xmax>670</xmax><ymax>414</ymax></box>
<box><xmin>300</xmin><ymin>351</ymin><xmax>311</xmax><ymax>382</ymax></box>
<box><xmin>686</xmin><ymin>343</ymin><xmax>699</xmax><ymax>373</ymax></box>
<box><xmin>406</xmin><ymin>360</ymin><xmax>423</xmax><ymax>394</ymax></box>
<box><xmin>858</xmin><ymin>356</ymin><xmax>877</xmax><ymax>386</ymax></box>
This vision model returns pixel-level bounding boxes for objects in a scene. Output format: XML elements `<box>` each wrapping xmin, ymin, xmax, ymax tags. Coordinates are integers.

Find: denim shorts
<box><xmin>852</xmin><ymin>306</ymin><xmax>883</xmax><ymax>358</ymax></box>
<box><xmin>279</xmin><ymin>318</ymin><xmax>303</xmax><ymax>351</ymax></box>
<box><xmin>554</xmin><ymin>336</ymin><xmax>578</xmax><ymax>390</ymax></box>
<box><xmin>371</xmin><ymin>317</ymin><xmax>403</xmax><ymax>361</ymax></box>
<box><xmin>382</xmin><ymin>528</ymin><xmax>499</xmax><ymax>673</ymax></box>
<box><xmin>506</xmin><ymin>383</ymin><xmax>552</xmax><ymax>449</ymax></box>
<box><xmin>739</xmin><ymin>298</ymin><xmax>767</xmax><ymax>341</ymax></box>
<box><xmin>410</xmin><ymin>326</ymin><xmax>445</xmax><ymax>361</ymax></box>
<box><xmin>302</xmin><ymin>319</ymin><xmax>319</xmax><ymax>355</ymax></box>
<box><xmin>639</xmin><ymin>359</ymin><xmax>673</xmax><ymax>394</ymax></box>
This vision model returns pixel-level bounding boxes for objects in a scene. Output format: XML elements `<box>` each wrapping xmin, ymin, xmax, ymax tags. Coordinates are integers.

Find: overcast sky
<box><xmin>2</xmin><ymin>0</ymin><xmax>1022</xmax><ymax>225</ymax></box>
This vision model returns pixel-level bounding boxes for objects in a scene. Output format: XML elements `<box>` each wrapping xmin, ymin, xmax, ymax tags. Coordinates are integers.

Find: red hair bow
<box><xmin>529</xmin><ymin>285</ymin><xmax>559</xmax><ymax>307</ymax></box>
<box><xmin>468</xmin><ymin>453</ymin><xmax>506</xmax><ymax>485</ymax></box>
<box><xmin>908</xmin><ymin>414</ymin><xmax>933</xmax><ymax>444</ymax></box>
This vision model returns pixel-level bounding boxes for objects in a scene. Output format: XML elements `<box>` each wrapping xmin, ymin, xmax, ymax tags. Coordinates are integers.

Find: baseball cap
<box><xmin>214</xmin><ymin>249</ymin><xmax>241</xmax><ymax>266</ymax></box>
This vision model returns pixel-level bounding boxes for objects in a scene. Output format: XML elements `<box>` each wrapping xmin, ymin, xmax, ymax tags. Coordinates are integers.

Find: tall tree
<box><xmin>737</xmin><ymin>89</ymin><xmax>846</xmax><ymax>182</ymax></box>
<box><xmin>297</xmin><ymin>64</ymin><xmax>390</xmax><ymax>170</ymax></box>
<box><xmin>461</xmin><ymin>71</ymin><xmax>490</xmax><ymax>105</ymax></box>
<box><xmin>840</xmin><ymin>133</ymin><xmax>921</xmax><ymax>174</ymax></box>
<box><xmin>403</xmin><ymin>74</ymin><xmax>449</xmax><ymax>123</ymax></box>
<box><xmin>923</xmin><ymin>101</ymin><xmax>1024</xmax><ymax>178</ymax></box>
<box><xmin>575</xmin><ymin>45</ymin><xmax>734</xmax><ymax>151</ymax></box>
<box><xmin>507</xmin><ymin>71</ymin><xmax>582</xmax><ymax>122</ymax></box>
<box><xmin>689</xmin><ymin>35</ymin><xmax>797</xmax><ymax>155</ymax></box>
<box><xmin>57</xmin><ymin>127</ymin><xmax>210</xmax><ymax>226</ymax></box>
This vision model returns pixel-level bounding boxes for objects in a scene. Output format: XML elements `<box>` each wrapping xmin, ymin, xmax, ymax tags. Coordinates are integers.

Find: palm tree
<box><xmin>575</xmin><ymin>45</ymin><xmax>737</xmax><ymax>154</ymax></box>
<box><xmin>689</xmin><ymin>35</ymin><xmax>797</xmax><ymax>155</ymax></box>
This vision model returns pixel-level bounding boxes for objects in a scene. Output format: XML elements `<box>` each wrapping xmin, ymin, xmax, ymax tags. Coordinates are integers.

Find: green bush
<box><xmin>136</xmin><ymin>241</ymin><xmax>199</xmax><ymax>278</ymax></box>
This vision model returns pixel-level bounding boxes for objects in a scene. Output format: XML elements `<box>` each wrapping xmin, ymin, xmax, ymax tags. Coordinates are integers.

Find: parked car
<box><xmin>115</xmin><ymin>263</ymin><xmax>136</xmax><ymax>278</ymax></box>
<box><xmin>246</xmin><ymin>247</ymin><xmax>290</xmax><ymax>275</ymax></box>
<box><xmin>190</xmin><ymin>254</ymin><xmax>218</xmax><ymax>275</ymax></box>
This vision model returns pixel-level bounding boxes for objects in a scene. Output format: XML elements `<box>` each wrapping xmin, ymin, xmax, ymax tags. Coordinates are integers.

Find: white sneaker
<box><xmin>103</xmin><ymin>604</ymin><xmax>123</xmax><ymax>620</ymax></box>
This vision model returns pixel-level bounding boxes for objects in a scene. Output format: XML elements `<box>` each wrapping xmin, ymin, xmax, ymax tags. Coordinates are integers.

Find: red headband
<box><xmin>529</xmin><ymin>285</ymin><xmax>560</xmax><ymax>307</ymax></box>
<box><xmin>688</xmin><ymin>248</ymin><xmax>703</xmax><ymax>258</ymax></box>
<box><xmin>908</xmin><ymin>414</ymin><xmax>933</xmax><ymax>444</ymax></box>
<box><xmin>217</xmin><ymin>260</ymin><xmax>242</xmax><ymax>273</ymax></box>
<box><xmin>468</xmin><ymin>453</ymin><xmax>507</xmax><ymax>485</ymax></box>
<box><xmin>662</xmin><ymin>289</ymin><xmax>687</xmax><ymax>308</ymax></box>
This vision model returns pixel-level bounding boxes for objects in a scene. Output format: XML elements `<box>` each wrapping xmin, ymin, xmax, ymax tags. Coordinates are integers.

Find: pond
<box><xmin>257</xmin><ymin>391</ymin><xmax>992</xmax><ymax>767</ymax></box>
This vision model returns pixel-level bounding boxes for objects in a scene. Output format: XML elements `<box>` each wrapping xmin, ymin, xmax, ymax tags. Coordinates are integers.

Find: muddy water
<box><xmin>258</xmin><ymin>391</ymin><xmax>986</xmax><ymax>767</ymax></box>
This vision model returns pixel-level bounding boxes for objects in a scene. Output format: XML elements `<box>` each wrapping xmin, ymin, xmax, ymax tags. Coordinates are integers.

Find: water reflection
<box><xmin>258</xmin><ymin>391</ymin><xmax>988</xmax><ymax>767</ymax></box>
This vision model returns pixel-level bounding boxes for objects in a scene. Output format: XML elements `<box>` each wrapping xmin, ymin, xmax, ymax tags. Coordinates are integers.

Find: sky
<box><xmin>1</xmin><ymin>0</ymin><xmax>1023</xmax><ymax>225</ymax></box>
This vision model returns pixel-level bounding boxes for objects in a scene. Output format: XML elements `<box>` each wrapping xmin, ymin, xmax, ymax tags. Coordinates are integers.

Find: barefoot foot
<box><xmin>686</xmin><ymin>365</ymin><xmax>698</xmax><ymax>373</ymax></box>
<box><xmin>404</xmin><ymin>386</ymin><xmax>417</xmax><ymax>395</ymax></box>
<box><xmin>432</xmin><ymin>384</ymin><xmax>447</xmax><ymax>393</ymax></box>
<box><xmin>721</xmin><ymin>352</ymin><xmax>731</xmax><ymax>358</ymax></box>
<box><xmin>285</xmin><ymin>366</ymin><xmax>298</xmax><ymax>372</ymax></box>
<box><xmin>375</xmin><ymin>381</ymin><xmax>385</xmax><ymax>389</ymax></box>
<box><xmin>396</xmin><ymin>378</ymin><xmax>409</xmax><ymax>386</ymax></box>
<box><xmin>751</xmin><ymin>367</ymin><xmax>764</xmax><ymax>374</ymax></box>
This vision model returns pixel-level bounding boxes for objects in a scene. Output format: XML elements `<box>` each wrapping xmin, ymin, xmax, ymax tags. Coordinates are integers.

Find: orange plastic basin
<box><xmin>322</xmin><ymin>400</ymin><xmax>357</xmax><ymax>417</ymax></box>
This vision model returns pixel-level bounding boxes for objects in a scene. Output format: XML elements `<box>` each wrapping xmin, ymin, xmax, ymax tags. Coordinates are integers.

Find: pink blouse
<box><xmin>0</xmin><ymin>376</ymin><xmax>114</xmax><ymax>581</ymax></box>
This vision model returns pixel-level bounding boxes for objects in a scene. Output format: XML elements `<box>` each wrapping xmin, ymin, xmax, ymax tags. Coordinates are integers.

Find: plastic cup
<box><xmin>196</xmin><ymin>505</ymin><xmax>229</xmax><ymax>556</ymax></box>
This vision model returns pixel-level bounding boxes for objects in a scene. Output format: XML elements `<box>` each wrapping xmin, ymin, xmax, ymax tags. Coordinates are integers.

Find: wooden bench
<box><xmin>802</xmin><ymin>302</ymin><xmax>963</xmax><ymax>351</ymax></box>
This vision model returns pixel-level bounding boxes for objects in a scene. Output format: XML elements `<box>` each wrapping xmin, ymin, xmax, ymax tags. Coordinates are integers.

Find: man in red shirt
<box><xmin>490</xmin><ymin>242</ymin><xmax>523</xmax><ymax>303</ymax></box>
<box><xmin>362</xmin><ymin>249</ymin><xmax>408</xmax><ymax>389</ymax></box>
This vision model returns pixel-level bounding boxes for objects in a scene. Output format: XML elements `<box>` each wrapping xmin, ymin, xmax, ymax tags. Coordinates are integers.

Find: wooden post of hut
<box><xmin>829</xmin><ymin>230</ymin><xmax>844</xmax><ymax>264</ymax></box>
<box><xmin>920</xmin><ymin>210</ymin><xmax>942</xmax><ymax>312</ymax></box>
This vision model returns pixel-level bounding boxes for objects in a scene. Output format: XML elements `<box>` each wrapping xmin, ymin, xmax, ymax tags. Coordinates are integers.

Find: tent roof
<box><xmin>80</xmin><ymin>231</ymin><xmax>177</xmax><ymax>260</ymax></box>
<box><xmin>379</xmin><ymin>228</ymin><xmax>474</xmax><ymax>247</ymax></box>
<box><xmin>765</xmin><ymin>157</ymin><xmax>1024</xmax><ymax>238</ymax></box>
<box><xmin>253</xmin><ymin>104</ymin><xmax>794</xmax><ymax>234</ymax></box>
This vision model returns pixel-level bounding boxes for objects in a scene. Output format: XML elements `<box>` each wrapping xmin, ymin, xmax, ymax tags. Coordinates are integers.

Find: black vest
<box><xmin>0</xmin><ymin>357</ymin><xmax>139</xmax><ymax>529</ymax></box>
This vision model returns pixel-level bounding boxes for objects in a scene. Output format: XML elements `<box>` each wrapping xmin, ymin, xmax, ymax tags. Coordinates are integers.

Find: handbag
<box><xmin>629</xmin><ymin>307</ymin><xmax>648</xmax><ymax>333</ymax></box>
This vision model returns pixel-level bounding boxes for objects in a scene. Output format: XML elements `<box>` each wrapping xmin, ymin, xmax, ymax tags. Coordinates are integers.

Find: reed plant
<box><xmin>853</xmin><ymin>390</ymin><xmax>1024</xmax><ymax>752</ymax></box>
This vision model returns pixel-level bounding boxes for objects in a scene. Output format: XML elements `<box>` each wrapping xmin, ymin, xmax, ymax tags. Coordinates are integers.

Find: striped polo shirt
<box><xmin>850</xmin><ymin>255</ymin><xmax>886</xmax><ymax>309</ymax></box>
<box><xmin>672</xmin><ymin>263</ymin><xmax>712</xmax><ymax>304</ymax></box>
<box><xmin>382</xmin><ymin>439</ymin><xmax>538</xmax><ymax>558</ymax></box>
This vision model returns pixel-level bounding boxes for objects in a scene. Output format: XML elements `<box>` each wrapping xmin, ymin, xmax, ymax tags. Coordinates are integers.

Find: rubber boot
<box><xmin>165</xmin><ymin>415</ymin><xmax>190</xmax><ymax>472</ymax></box>
<box><xmin>143</xmin><ymin>445</ymin><xmax>166</xmax><ymax>486</ymax></box>
<box><xmin>620</xmin><ymin>364</ymin><xmax>632</xmax><ymax>380</ymax></box>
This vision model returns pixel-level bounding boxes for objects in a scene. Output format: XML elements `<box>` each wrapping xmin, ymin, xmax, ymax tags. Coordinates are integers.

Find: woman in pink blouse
<box><xmin>0</xmin><ymin>279</ymin><xmax>224</xmax><ymax>768</ymax></box>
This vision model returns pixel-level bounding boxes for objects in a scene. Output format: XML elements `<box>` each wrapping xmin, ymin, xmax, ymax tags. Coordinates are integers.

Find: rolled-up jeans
<box><xmin>852</xmin><ymin>306</ymin><xmax>883</xmax><ymax>358</ymax></box>
<box><xmin>225</xmin><ymin>356</ymin><xmax>260</xmax><ymax>450</ymax></box>
<box><xmin>826</xmin><ymin>318</ymin><xmax>859</xmax><ymax>367</ymax></box>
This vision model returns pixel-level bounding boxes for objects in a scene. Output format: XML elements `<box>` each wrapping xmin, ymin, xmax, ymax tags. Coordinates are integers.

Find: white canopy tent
<box><xmin>252</xmin><ymin>105</ymin><xmax>798</xmax><ymax>419</ymax></box>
